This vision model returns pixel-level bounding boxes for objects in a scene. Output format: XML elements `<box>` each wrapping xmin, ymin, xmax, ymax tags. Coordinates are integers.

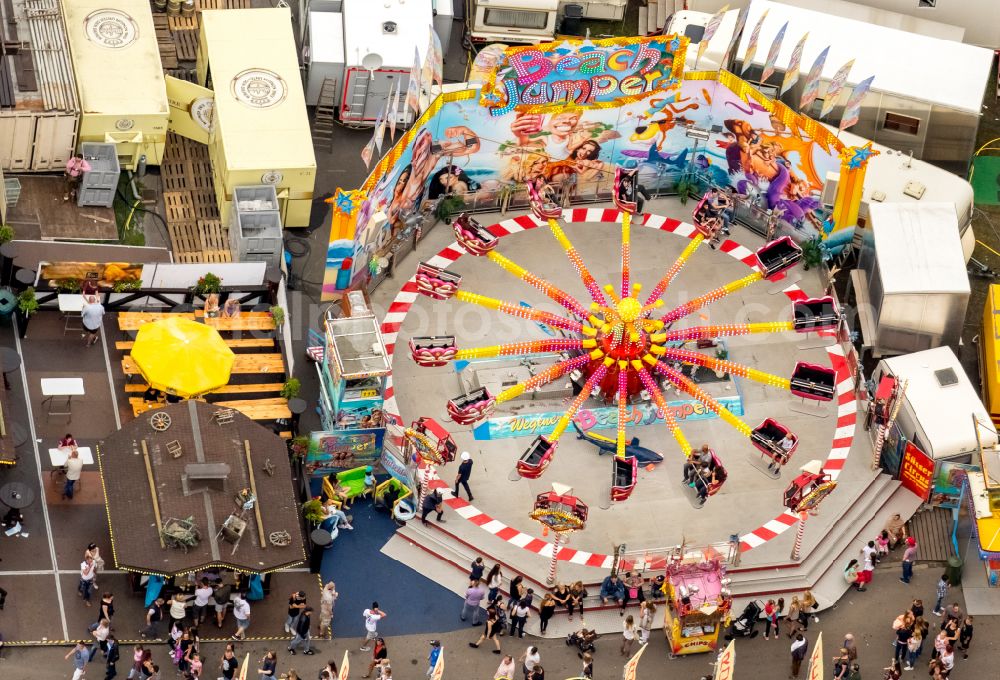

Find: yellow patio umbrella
<box><xmin>130</xmin><ymin>317</ymin><xmax>235</xmax><ymax>398</ymax></box>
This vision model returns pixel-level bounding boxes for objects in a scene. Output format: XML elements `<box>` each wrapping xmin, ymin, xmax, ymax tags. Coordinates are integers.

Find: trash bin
<box><xmin>561</xmin><ymin>4</ymin><xmax>584</xmax><ymax>35</ymax></box>
<box><xmin>946</xmin><ymin>555</ymin><xmax>963</xmax><ymax>587</ymax></box>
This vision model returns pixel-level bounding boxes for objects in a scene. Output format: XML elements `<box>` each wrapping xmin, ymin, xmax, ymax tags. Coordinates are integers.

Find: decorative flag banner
<box><xmin>760</xmin><ymin>21</ymin><xmax>788</xmax><ymax>83</ymax></box>
<box><xmin>360</xmin><ymin>136</ymin><xmax>376</xmax><ymax>169</ymax></box>
<box><xmin>406</xmin><ymin>47</ymin><xmax>421</xmax><ymax>114</ymax></box>
<box><xmin>839</xmin><ymin>75</ymin><xmax>874</xmax><ymax>130</ymax></box>
<box><xmin>622</xmin><ymin>643</ymin><xmax>648</xmax><ymax>680</ymax></box>
<box><xmin>819</xmin><ymin>58</ymin><xmax>855</xmax><ymax>119</ymax></box>
<box><xmin>238</xmin><ymin>654</ymin><xmax>250</xmax><ymax>680</ymax></box>
<box><xmin>429</xmin><ymin>26</ymin><xmax>444</xmax><ymax>89</ymax></box>
<box><xmin>420</xmin><ymin>32</ymin><xmax>435</xmax><ymax>95</ymax></box>
<box><xmin>806</xmin><ymin>632</ymin><xmax>824</xmax><ymax>680</ymax></box>
<box><xmin>740</xmin><ymin>9</ymin><xmax>769</xmax><ymax>75</ymax></box>
<box><xmin>430</xmin><ymin>648</ymin><xmax>444</xmax><ymax>680</ymax></box>
<box><xmin>714</xmin><ymin>640</ymin><xmax>736</xmax><ymax>680</ymax></box>
<box><xmin>722</xmin><ymin>5</ymin><xmax>750</xmax><ymax>68</ymax></box>
<box><xmin>339</xmin><ymin>650</ymin><xmax>350</xmax><ymax>680</ymax></box>
<box><xmin>798</xmin><ymin>45</ymin><xmax>829</xmax><ymax>111</ymax></box>
<box><xmin>372</xmin><ymin>105</ymin><xmax>386</xmax><ymax>154</ymax></box>
<box><xmin>780</xmin><ymin>32</ymin><xmax>808</xmax><ymax>95</ymax></box>
<box><xmin>388</xmin><ymin>81</ymin><xmax>400</xmax><ymax>140</ymax></box>
<box><xmin>697</xmin><ymin>4</ymin><xmax>729</xmax><ymax>65</ymax></box>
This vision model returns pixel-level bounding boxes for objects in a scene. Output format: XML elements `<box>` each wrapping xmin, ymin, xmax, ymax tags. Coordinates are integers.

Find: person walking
<box><xmin>519</xmin><ymin>646</ymin><xmax>540</xmax><ymax>680</ymax></box>
<box><xmin>97</xmin><ymin>592</ymin><xmax>115</xmax><ymax>624</ymax></box>
<box><xmin>67</xmin><ymin>640</ymin><xmax>89</xmax><ymax>680</ymax></box>
<box><xmin>319</xmin><ymin>581</ymin><xmax>338</xmax><ymax>637</ymax></box>
<box><xmin>185</xmin><ymin>651</ymin><xmax>202</xmax><ymax>679</ymax></box>
<box><xmin>832</xmin><ymin>649</ymin><xmax>850</xmax><ymax>680</ymax></box>
<box><xmin>288</xmin><ymin>606</ymin><xmax>315</xmax><ymax>655</ymax></box>
<box><xmin>89</xmin><ymin>618</ymin><xmax>111</xmax><ymax>661</ymax></box>
<box><xmin>620</xmin><ymin>615</ymin><xmax>636</xmax><ymax>656</ymax></box>
<box><xmin>257</xmin><ymin>650</ymin><xmax>278</xmax><ymax>679</ymax></box>
<box><xmin>168</xmin><ymin>592</ymin><xmax>189</xmax><ymax>629</ymax></box>
<box><xmin>637</xmin><ymin>601</ymin><xmax>656</xmax><ymax>645</ymax></box>
<box><xmin>790</xmin><ymin>634</ymin><xmax>808</xmax><ymax>678</ymax></box>
<box><xmin>454</xmin><ymin>452</ymin><xmax>474</xmax><ymax>500</ymax></box>
<box><xmin>361</xmin><ymin>603</ymin><xmax>386</xmax><ymax>651</ymax></box>
<box><xmin>85</xmin><ymin>544</ymin><xmax>105</xmax><ymax>590</ymax></box>
<box><xmin>420</xmin><ymin>489</ymin><xmax>446</xmax><ymax>525</ymax></box>
<box><xmin>426</xmin><ymin>640</ymin><xmax>442</xmax><ymax>677</ymax></box>
<box><xmin>486</xmin><ymin>565</ymin><xmax>504</xmax><ymax>603</ymax></box>
<box><xmin>285</xmin><ymin>590</ymin><xmax>307</xmax><ymax>634</ymax></box>
<box><xmin>64</xmin><ymin>448</ymin><xmax>85</xmax><ymax>500</ymax></box>
<box><xmin>104</xmin><ymin>636</ymin><xmax>119</xmax><ymax>680</ymax></box>
<box><xmin>932</xmin><ymin>574</ymin><xmax>950</xmax><ymax>615</ymax></box>
<box><xmin>899</xmin><ymin>537</ymin><xmax>918</xmax><ymax>584</ymax></box>
<box><xmin>362</xmin><ymin>637</ymin><xmax>388</xmax><ymax>678</ymax></box>
<box><xmin>127</xmin><ymin>645</ymin><xmax>146</xmax><ymax>680</ymax></box>
<box><xmin>785</xmin><ymin>597</ymin><xmax>801</xmax><ymax>638</ymax></box>
<box><xmin>462</xmin><ymin>579</ymin><xmax>487</xmax><ymax>625</ymax></box>
<box><xmin>469</xmin><ymin>607</ymin><xmax>503</xmax><ymax>654</ymax></box>
<box><xmin>232</xmin><ymin>593</ymin><xmax>251</xmax><ymax>640</ymax></box>
<box><xmin>958</xmin><ymin>615</ymin><xmax>974</xmax><ymax>659</ymax></box>
<box><xmin>81</xmin><ymin>295</ymin><xmax>105</xmax><ymax>347</ymax></box>
<box><xmin>843</xmin><ymin>633</ymin><xmax>857</xmax><ymax>663</ymax></box>
<box><xmin>79</xmin><ymin>555</ymin><xmax>97</xmax><ymax>606</ymax></box>
<box><xmin>140</xmin><ymin>597</ymin><xmax>164</xmax><ymax>639</ymax></box>
<box><xmin>213</xmin><ymin>578</ymin><xmax>233</xmax><ymax>630</ymax></box>
<box><xmin>220</xmin><ymin>647</ymin><xmax>239</xmax><ymax>680</ymax></box>
<box><xmin>494</xmin><ymin>655</ymin><xmax>515</xmax><ymax>679</ymax></box>
<box><xmin>538</xmin><ymin>593</ymin><xmax>556</xmax><ymax>634</ymax></box>
<box><xmin>192</xmin><ymin>580</ymin><xmax>213</xmax><ymax>625</ymax></box>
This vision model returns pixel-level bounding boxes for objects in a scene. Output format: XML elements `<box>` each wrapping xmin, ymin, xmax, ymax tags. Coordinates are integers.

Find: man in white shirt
<box><xmin>232</xmin><ymin>594</ymin><xmax>250</xmax><ymax>640</ymax></box>
<box><xmin>361</xmin><ymin>603</ymin><xmax>386</xmax><ymax>651</ymax></box>
<box><xmin>63</xmin><ymin>448</ymin><xmax>84</xmax><ymax>500</ymax></box>
<box><xmin>79</xmin><ymin>555</ymin><xmax>97</xmax><ymax>606</ymax></box>
<box><xmin>81</xmin><ymin>295</ymin><xmax>105</xmax><ymax>347</ymax></box>
<box><xmin>520</xmin><ymin>646</ymin><xmax>540</xmax><ymax>680</ymax></box>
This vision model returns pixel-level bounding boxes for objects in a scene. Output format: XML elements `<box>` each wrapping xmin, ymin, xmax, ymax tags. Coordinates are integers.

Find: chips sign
<box><xmin>481</xmin><ymin>36</ymin><xmax>687</xmax><ymax>116</ymax></box>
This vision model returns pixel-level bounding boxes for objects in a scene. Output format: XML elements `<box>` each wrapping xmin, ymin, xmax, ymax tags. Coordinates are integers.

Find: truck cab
<box><xmin>471</xmin><ymin>0</ymin><xmax>559</xmax><ymax>44</ymax></box>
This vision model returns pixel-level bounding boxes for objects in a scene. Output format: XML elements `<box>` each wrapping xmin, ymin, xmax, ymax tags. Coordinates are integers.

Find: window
<box><xmin>483</xmin><ymin>8</ymin><xmax>549</xmax><ymax>29</ymax></box>
<box><xmin>918</xmin><ymin>0</ymin><xmax>936</xmax><ymax>7</ymax></box>
<box><xmin>684</xmin><ymin>25</ymin><xmax>706</xmax><ymax>43</ymax></box>
<box><xmin>883</xmin><ymin>112</ymin><xmax>921</xmax><ymax>135</ymax></box>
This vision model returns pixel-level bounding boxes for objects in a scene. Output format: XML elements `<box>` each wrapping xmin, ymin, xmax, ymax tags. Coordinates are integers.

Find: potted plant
<box><xmin>112</xmin><ymin>279</ymin><xmax>142</xmax><ymax>293</ymax></box>
<box><xmin>192</xmin><ymin>272</ymin><xmax>222</xmax><ymax>295</ymax></box>
<box><xmin>270</xmin><ymin>305</ymin><xmax>285</xmax><ymax>328</ymax></box>
<box><xmin>55</xmin><ymin>278</ymin><xmax>81</xmax><ymax>294</ymax></box>
<box><xmin>0</xmin><ymin>225</ymin><xmax>14</xmax><ymax>245</ymax></box>
<box><xmin>281</xmin><ymin>378</ymin><xmax>301</xmax><ymax>400</ymax></box>
<box><xmin>15</xmin><ymin>286</ymin><xmax>38</xmax><ymax>338</ymax></box>
<box><xmin>301</xmin><ymin>498</ymin><xmax>326</xmax><ymax>525</ymax></box>
<box><xmin>714</xmin><ymin>347</ymin><xmax>729</xmax><ymax>379</ymax></box>
<box><xmin>435</xmin><ymin>194</ymin><xmax>466</xmax><ymax>225</ymax></box>
<box><xmin>800</xmin><ymin>238</ymin><xmax>825</xmax><ymax>271</ymax></box>
<box><xmin>289</xmin><ymin>436</ymin><xmax>310</xmax><ymax>461</ymax></box>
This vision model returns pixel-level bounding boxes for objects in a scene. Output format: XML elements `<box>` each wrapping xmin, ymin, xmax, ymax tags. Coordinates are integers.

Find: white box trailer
<box><xmin>470</xmin><ymin>0</ymin><xmax>559</xmax><ymax>45</ymax></box>
<box><xmin>873</xmin><ymin>347</ymin><xmax>998</xmax><ymax>461</ymax></box>
<box><xmin>305</xmin><ymin>11</ymin><xmax>345</xmax><ymax>106</ymax></box>
<box><xmin>340</xmin><ymin>0</ymin><xmax>430</xmax><ymax>125</ymax></box>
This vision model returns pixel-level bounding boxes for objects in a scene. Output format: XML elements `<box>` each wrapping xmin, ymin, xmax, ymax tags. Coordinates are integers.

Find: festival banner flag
<box><xmin>806</xmin><ymin>632</ymin><xmax>824</xmax><ymax>680</ymax></box>
<box><xmin>430</xmin><ymin>648</ymin><xmax>445</xmax><ymax>680</ymax></box>
<box><xmin>697</xmin><ymin>4</ymin><xmax>729</xmax><ymax>65</ymax></box>
<box><xmin>839</xmin><ymin>75</ymin><xmax>874</xmax><ymax>130</ymax></box>
<box><xmin>780</xmin><ymin>32</ymin><xmax>808</xmax><ymax>95</ymax></box>
<box><xmin>388</xmin><ymin>81</ymin><xmax>400</xmax><ymax>140</ymax></box>
<box><xmin>429</xmin><ymin>26</ymin><xmax>444</xmax><ymax>89</ymax></box>
<box><xmin>714</xmin><ymin>640</ymin><xmax>736</xmax><ymax>680</ymax></box>
<box><xmin>760</xmin><ymin>21</ymin><xmax>788</xmax><ymax>83</ymax></box>
<box><xmin>360</xmin><ymin>136</ymin><xmax>376</xmax><ymax>169</ymax></box>
<box><xmin>406</xmin><ymin>47</ymin><xmax>421</xmax><ymax>115</ymax></box>
<box><xmin>372</xmin><ymin>105</ymin><xmax>386</xmax><ymax>154</ymax></box>
<box><xmin>722</xmin><ymin>5</ymin><xmax>750</xmax><ymax>68</ymax></box>
<box><xmin>798</xmin><ymin>45</ymin><xmax>829</xmax><ymax>111</ymax></box>
<box><xmin>420</xmin><ymin>33</ymin><xmax>435</xmax><ymax>95</ymax></box>
<box><xmin>819</xmin><ymin>58</ymin><xmax>855</xmax><ymax>119</ymax></box>
<box><xmin>740</xmin><ymin>9</ymin><xmax>769</xmax><ymax>75</ymax></box>
<box><xmin>338</xmin><ymin>650</ymin><xmax>350</xmax><ymax>680</ymax></box>
<box><xmin>238</xmin><ymin>654</ymin><xmax>250</xmax><ymax>680</ymax></box>
<box><xmin>622</xmin><ymin>643</ymin><xmax>648</xmax><ymax>680</ymax></box>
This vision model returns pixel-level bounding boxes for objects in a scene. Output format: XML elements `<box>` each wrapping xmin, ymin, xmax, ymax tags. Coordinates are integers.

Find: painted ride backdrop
<box><xmin>323</xmin><ymin>38</ymin><xmax>850</xmax><ymax>299</ymax></box>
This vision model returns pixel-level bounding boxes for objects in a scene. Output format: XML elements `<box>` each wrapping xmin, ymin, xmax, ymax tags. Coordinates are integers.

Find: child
<box><xmin>875</xmin><ymin>531</ymin><xmax>890</xmax><ymax>560</ymax></box>
<box><xmin>363</xmin><ymin>466</ymin><xmax>376</xmax><ymax>495</ymax></box>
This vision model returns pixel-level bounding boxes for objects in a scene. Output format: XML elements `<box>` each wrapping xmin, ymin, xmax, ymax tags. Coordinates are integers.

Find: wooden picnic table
<box><xmin>122</xmin><ymin>353</ymin><xmax>285</xmax><ymax>377</ymax></box>
<box><xmin>129</xmin><ymin>397</ymin><xmax>291</xmax><ymax>422</ymax></box>
<box><xmin>116</xmin><ymin>338</ymin><xmax>275</xmax><ymax>351</ymax></box>
<box><xmin>118</xmin><ymin>311</ymin><xmax>196</xmax><ymax>331</ymax></box>
<box><xmin>203</xmin><ymin>316</ymin><xmax>276</xmax><ymax>332</ymax></box>
<box><xmin>125</xmin><ymin>382</ymin><xmax>284</xmax><ymax>395</ymax></box>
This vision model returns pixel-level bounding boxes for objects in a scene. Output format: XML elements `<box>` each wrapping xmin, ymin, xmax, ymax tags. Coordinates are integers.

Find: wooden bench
<box><xmin>116</xmin><ymin>338</ymin><xmax>275</xmax><ymax>351</ymax></box>
<box><xmin>122</xmin><ymin>354</ymin><xmax>285</xmax><ymax>377</ymax></box>
<box><xmin>124</xmin><ymin>382</ymin><xmax>284</xmax><ymax>395</ymax></box>
<box><xmin>129</xmin><ymin>396</ymin><xmax>290</xmax><ymax>421</ymax></box>
<box><xmin>203</xmin><ymin>316</ymin><xmax>276</xmax><ymax>332</ymax></box>
<box><xmin>194</xmin><ymin>310</ymin><xmax>272</xmax><ymax>318</ymax></box>
<box><xmin>118</xmin><ymin>312</ymin><xmax>196</xmax><ymax>331</ymax></box>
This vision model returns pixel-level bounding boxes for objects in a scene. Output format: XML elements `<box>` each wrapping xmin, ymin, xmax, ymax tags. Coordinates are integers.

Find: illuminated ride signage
<box><xmin>481</xmin><ymin>35</ymin><xmax>688</xmax><ymax>116</ymax></box>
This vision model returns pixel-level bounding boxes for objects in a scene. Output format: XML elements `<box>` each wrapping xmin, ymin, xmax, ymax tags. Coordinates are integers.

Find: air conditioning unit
<box><xmin>820</xmin><ymin>171</ymin><xmax>839</xmax><ymax>207</ymax></box>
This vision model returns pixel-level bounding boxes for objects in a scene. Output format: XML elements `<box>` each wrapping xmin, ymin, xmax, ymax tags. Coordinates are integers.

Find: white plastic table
<box><xmin>48</xmin><ymin>446</ymin><xmax>94</xmax><ymax>466</ymax></box>
<box><xmin>58</xmin><ymin>294</ymin><xmax>85</xmax><ymax>334</ymax></box>
<box><xmin>40</xmin><ymin>378</ymin><xmax>85</xmax><ymax>419</ymax></box>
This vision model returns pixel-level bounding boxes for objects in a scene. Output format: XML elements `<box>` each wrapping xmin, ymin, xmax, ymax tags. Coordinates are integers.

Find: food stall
<box><xmin>61</xmin><ymin>0</ymin><xmax>169</xmax><ymax>169</ymax></box>
<box><xmin>197</xmin><ymin>8</ymin><xmax>316</xmax><ymax>227</ymax></box>
<box><xmin>662</xmin><ymin>550</ymin><xmax>732</xmax><ymax>656</ymax></box>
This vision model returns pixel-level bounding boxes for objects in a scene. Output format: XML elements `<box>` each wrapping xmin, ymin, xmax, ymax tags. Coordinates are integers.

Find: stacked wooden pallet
<box><xmin>161</xmin><ymin>133</ymin><xmax>230</xmax><ymax>264</ymax></box>
<box><xmin>153</xmin><ymin>15</ymin><xmax>178</xmax><ymax>69</ymax></box>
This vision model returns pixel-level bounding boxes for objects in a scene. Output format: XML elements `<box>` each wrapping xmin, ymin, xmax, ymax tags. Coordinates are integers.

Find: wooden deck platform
<box><xmin>6</xmin><ymin>176</ymin><xmax>117</xmax><ymax>241</ymax></box>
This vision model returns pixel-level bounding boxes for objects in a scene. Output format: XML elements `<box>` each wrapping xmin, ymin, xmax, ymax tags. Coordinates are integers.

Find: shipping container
<box><xmin>198</xmin><ymin>8</ymin><xmax>317</xmax><ymax>228</ymax></box>
<box><xmin>0</xmin><ymin>0</ymin><xmax>79</xmax><ymax>171</ymax></box>
<box><xmin>60</xmin><ymin>0</ymin><xmax>169</xmax><ymax>169</ymax></box>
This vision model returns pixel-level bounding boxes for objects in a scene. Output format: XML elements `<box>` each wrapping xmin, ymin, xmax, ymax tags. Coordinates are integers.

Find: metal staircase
<box><xmin>313</xmin><ymin>77</ymin><xmax>338</xmax><ymax>151</ymax></box>
<box><xmin>342</xmin><ymin>74</ymin><xmax>370</xmax><ymax>125</ymax></box>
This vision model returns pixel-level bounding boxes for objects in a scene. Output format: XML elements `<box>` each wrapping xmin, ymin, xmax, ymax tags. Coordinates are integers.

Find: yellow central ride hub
<box><xmin>616</xmin><ymin>296</ymin><xmax>641</xmax><ymax>323</ymax></box>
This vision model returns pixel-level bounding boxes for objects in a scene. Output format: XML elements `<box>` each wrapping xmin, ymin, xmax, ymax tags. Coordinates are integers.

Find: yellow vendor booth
<box><xmin>197</xmin><ymin>8</ymin><xmax>316</xmax><ymax>228</ymax></box>
<box><xmin>61</xmin><ymin>0</ymin><xmax>169</xmax><ymax>169</ymax></box>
